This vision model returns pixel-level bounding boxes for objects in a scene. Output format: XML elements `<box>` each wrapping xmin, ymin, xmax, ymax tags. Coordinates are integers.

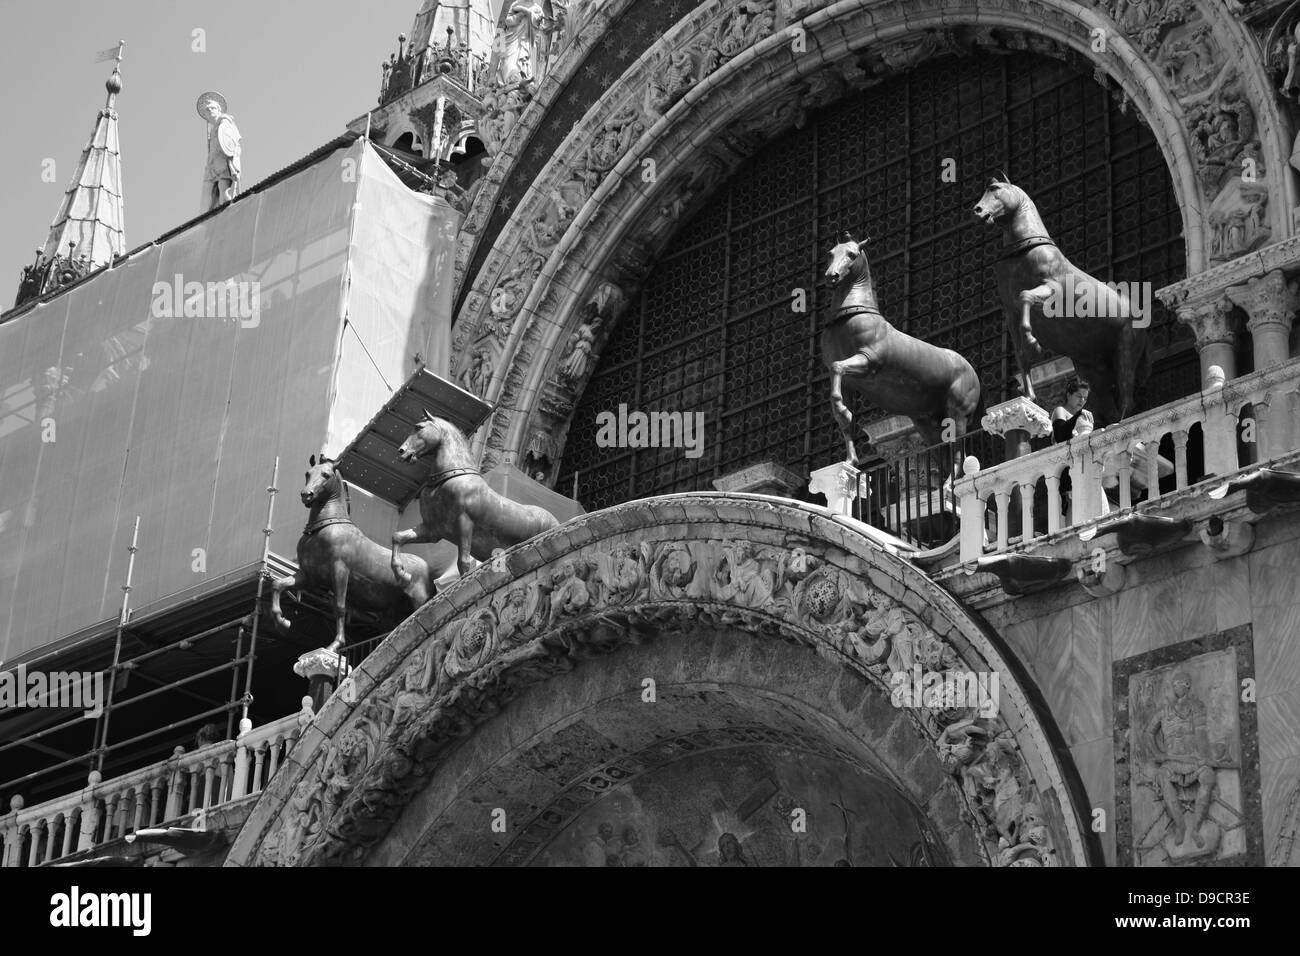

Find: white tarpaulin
<box><xmin>0</xmin><ymin>138</ymin><xmax>459</xmax><ymax>663</ymax></box>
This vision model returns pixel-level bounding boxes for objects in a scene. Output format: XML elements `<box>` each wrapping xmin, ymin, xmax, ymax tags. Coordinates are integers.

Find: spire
<box><xmin>15</xmin><ymin>42</ymin><xmax>127</xmax><ymax>307</ymax></box>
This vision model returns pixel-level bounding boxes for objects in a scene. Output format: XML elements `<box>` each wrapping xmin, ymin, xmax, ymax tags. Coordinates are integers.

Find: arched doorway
<box><xmin>226</xmin><ymin>496</ymin><xmax>1096</xmax><ymax>867</ymax></box>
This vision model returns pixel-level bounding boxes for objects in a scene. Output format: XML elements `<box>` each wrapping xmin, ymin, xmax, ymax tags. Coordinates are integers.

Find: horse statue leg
<box><xmin>1005</xmin><ymin>300</ymin><xmax>1043</xmax><ymax>401</ymax></box>
<box><xmin>1115</xmin><ymin>322</ymin><xmax>1140</xmax><ymax>421</ymax></box>
<box><xmin>329</xmin><ymin>561</ymin><xmax>349</xmax><ymax>653</ymax></box>
<box><xmin>829</xmin><ymin>352</ymin><xmax>876</xmax><ymax>464</ymax></box>
<box><xmin>391</xmin><ymin>522</ymin><xmax>436</xmax><ymax>586</ymax></box>
<box><xmin>454</xmin><ymin>512</ymin><xmax>476</xmax><ymax>577</ymax></box>
<box><xmin>270</xmin><ymin>569</ymin><xmax>305</xmax><ymax>630</ymax></box>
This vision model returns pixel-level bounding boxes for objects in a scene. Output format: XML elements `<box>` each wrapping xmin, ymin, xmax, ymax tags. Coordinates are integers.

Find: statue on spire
<box><xmin>197</xmin><ymin>92</ymin><xmax>241</xmax><ymax>211</ymax></box>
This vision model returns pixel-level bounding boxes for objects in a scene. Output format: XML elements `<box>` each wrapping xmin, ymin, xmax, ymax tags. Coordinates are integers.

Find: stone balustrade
<box><xmin>954</xmin><ymin>358</ymin><xmax>1300</xmax><ymax>562</ymax></box>
<box><xmin>0</xmin><ymin>697</ymin><xmax>313</xmax><ymax>867</ymax></box>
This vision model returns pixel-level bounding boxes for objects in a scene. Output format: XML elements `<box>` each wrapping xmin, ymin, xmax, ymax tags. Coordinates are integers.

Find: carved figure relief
<box><xmin>1115</xmin><ymin>626</ymin><xmax>1262</xmax><ymax>866</ymax></box>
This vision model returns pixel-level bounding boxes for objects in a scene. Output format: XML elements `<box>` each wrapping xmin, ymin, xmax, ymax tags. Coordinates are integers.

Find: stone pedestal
<box><xmin>980</xmin><ymin>396</ymin><xmax>1052</xmax><ymax>461</ymax></box>
<box><xmin>864</xmin><ymin>415</ymin><xmax>926</xmax><ymax>461</ymax></box>
<box><xmin>808</xmin><ymin>461</ymin><xmax>861</xmax><ymax>516</ymax></box>
<box><xmin>712</xmin><ymin>460</ymin><xmax>803</xmax><ymax>498</ymax></box>
<box><xmin>293</xmin><ymin>647</ymin><xmax>351</xmax><ymax>713</ymax></box>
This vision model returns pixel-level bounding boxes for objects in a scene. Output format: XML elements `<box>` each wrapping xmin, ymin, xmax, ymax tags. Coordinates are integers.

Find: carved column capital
<box><xmin>980</xmin><ymin>397</ymin><xmax>1052</xmax><ymax>439</ymax></box>
<box><xmin>808</xmin><ymin>461</ymin><xmax>860</xmax><ymax>516</ymax></box>
<box><xmin>1226</xmin><ymin>270</ymin><xmax>1299</xmax><ymax>335</ymax></box>
<box><xmin>1175</xmin><ymin>296</ymin><xmax>1239</xmax><ymax>350</ymax></box>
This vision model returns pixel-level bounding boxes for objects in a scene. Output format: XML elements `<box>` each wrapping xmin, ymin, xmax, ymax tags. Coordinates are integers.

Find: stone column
<box><xmin>1225</xmin><ymin>270</ymin><xmax>1298</xmax><ymax>372</ymax></box>
<box><xmin>980</xmin><ymin>396</ymin><xmax>1052</xmax><ymax>461</ymax></box>
<box><xmin>1175</xmin><ymin>296</ymin><xmax>1239</xmax><ymax>382</ymax></box>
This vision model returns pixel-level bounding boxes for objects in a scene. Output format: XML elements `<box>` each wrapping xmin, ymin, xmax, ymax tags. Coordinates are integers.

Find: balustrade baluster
<box><xmin>1116</xmin><ymin>451</ymin><xmax>1132</xmax><ymax>510</ymax></box>
<box><xmin>1045</xmin><ymin>472</ymin><xmax>1062</xmax><ymax>533</ymax></box>
<box><xmin>994</xmin><ymin>489</ymin><xmax>1011</xmax><ymax>552</ymax></box>
<box><xmin>187</xmin><ymin>768</ymin><xmax>202</xmax><ymax>815</ymax></box>
<box><xmin>1019</xmin><ymin>481</ymin><xmax>1035</xmax><ymax>544</ymax></box>
<box><xmin>150</xmin><ymin>778</ymin><xmax>165</xmax><ymax>826</ymax></box>
<box><xmin>1173</xmin><ymin>430</ymin><xmax>1189</xmax><ymax>490</ymax></box>
<box><xmin>60</xmin><ymin>810</ymin><xmax>76</xmax><ymax>859</ymax></box>
<box><xmin>43</xmin><ymin>819</ymin><xmax>59</xmax><ymax>863</ymax></box>
<box><xmin>252</xmin><ymin>741</ymin><xmax>268</xmax><ymax>793</ymax></box>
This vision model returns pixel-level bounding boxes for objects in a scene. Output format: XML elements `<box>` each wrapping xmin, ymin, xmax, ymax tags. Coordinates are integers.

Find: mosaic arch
<box><xmin>449</xmin><ymin>0</ymin><xmax>1294</xmax><ymax>476</ymax></box>
<box><xmin>226</xmin><ymin>496</ymin><xmax>1098</xmax><ymax>867</ymax></box>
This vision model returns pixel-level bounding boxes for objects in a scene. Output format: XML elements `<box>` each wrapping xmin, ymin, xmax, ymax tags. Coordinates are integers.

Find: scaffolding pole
<box><xmin>94</xmin><ymin>515</ymin><xmax>141</xmax><ymax>774</ymax></box>
<box><xmin>239</xmin><ymin>458</ymin><xmax>279</xmax><ymax>730</ymax></box>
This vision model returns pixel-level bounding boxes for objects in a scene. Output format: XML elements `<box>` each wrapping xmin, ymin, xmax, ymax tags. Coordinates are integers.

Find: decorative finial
<box><xmin>96</xmin><ymin>40</ymin><xmax>125</xmax><ymax>106</ymax></box>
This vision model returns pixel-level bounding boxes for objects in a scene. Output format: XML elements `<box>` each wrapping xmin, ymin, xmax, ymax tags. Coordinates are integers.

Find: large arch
<box><xmin>227</xmin><ymin>495</ymin><xmax>1098</xmax><ymax>866</ymax></box>
<box><xmin>451</xmin><ymin>0</ymin><xmax>1292</xmax><ymax>477</ymax></box>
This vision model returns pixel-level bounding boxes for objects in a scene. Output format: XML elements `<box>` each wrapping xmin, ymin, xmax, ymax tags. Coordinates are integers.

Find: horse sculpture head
<box><xmin>302</xmin><ymin>454</ymin><xmax>344</xmax><ymax>507</ymax></box>
<box><xmin>397</xmin><ymin>413</ymin><xmax>455</xmax><ymax>463</ymax></box>
<box><xmin>824</xmin><ymin>230</ymin><xmax>870</xmax><ymax>286</ymax></box>
<box><xmin>972</xmin><ymin>175</ymin><xmax>1024</xmax><ymax>227</ymax></box>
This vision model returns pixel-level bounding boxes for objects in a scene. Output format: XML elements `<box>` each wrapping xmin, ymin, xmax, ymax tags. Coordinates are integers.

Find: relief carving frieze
<box><xmin>1114</xmin><ymin>625</ymin><xmax>1263</xmax><ymax>866</ymax></box>
<box><xmin>247</xmin><ymin>514</ymin><xmax>1071</xmax><ymax>868</ymax></box>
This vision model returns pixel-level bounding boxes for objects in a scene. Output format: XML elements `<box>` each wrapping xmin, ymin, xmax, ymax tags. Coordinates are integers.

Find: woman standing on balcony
<box><xmin>1052</xmin><ymin>377</ymin><xmax>1094</xmax><ymax>443</ymax></box>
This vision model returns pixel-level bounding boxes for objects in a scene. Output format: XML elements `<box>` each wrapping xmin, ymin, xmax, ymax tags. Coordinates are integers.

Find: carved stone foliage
<box><xmin>235</xmin><ymin>499</ymin><xmax>1083</xmax><ymax>868</ymax></box>
<box><xmin>1114</xmin><ymin>625</ymin><xmax>1263</xmax><ymax>866</ymax></box>
<box><xmin>1097</xmin><ymin>0</ymin><xmax>1198</xmax><ymax>57</ymax></box>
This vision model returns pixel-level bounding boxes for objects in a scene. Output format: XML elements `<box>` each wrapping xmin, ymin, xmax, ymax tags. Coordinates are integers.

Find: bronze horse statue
<box><xmin>391</xmin><ymin>414</ymin><xmax>560</xmax><ymax>579</ymax></box>
<box><xmin>271</xmin><ymin>455</ymin><xmax>438</xmax><ymax>652</ymax></box>
<box><xmin>973</xmin><ymin>176</ymin><xmax>1146</xmax><ymax>423</ymax></box>
<box><xmin>822</xmin><ymin>231</ymin><xmax>981</xmax><ymax>463</ymax></box>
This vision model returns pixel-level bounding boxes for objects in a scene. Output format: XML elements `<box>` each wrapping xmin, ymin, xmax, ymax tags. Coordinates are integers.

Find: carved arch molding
<box><xmin>451</xmin><ymin>0</ymin><xmax>1293</xmax><ymax>478</ymax></box>
<box><xmin>226</xmin><ymin>496</ymin><xmax>1096</xmax><ymax>866</ymax></box>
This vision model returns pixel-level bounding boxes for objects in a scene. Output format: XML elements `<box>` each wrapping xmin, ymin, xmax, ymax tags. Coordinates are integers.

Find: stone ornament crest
<box><xmin>229</xmin><ymin>497</ymin><xmax>1088</xmax><ymax>869</ymax></box>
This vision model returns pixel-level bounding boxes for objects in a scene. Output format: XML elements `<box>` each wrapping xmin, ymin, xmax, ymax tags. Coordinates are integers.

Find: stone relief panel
<box><xmin>1114</xmin><ymin>625</ymin><xmax>1263</xmax><ymax>866</ymax></box>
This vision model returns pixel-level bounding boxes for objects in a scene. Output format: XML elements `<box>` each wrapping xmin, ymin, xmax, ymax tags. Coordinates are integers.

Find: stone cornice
<box><xmin>1158</xmin><ymin>236</ymin><xmax>1300</xmax><ymax>309</ymax></box>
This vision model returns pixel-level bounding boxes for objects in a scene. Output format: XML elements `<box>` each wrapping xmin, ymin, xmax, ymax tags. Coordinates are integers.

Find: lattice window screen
<box><xmin>559</xmin><ymin>53</ymin><xmax>1189</xmax><ymax>511</ymax></box>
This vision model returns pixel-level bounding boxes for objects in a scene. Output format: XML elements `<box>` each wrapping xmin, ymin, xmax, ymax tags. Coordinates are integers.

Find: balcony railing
<box><xmin>953</xmin><ymin>359</ymin><xmax>1300</xmax><ymax>562</ymax></box>
<box><xmin>854</xmin><ymin>429</ymin><xmax>998</xmax><ymax>549</ymax></box>
<box><xmin>0</xmin><ymin>698</ymin><xmax>313</xmax><ymax>867</ymax></box>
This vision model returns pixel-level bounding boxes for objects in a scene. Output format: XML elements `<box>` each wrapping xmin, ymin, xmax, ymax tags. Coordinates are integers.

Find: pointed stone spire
<box><xmin>15</xmin><ymin>42</ymin><xmax>126</xmax><ymax>307</ymax></box>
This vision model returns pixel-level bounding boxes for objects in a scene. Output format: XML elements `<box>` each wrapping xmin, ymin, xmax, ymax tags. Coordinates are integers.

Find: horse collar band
<box><xmin>1000</xmin><ymin>235</ymin><xmax>1056</xmax><ymax>260</ymax></box>
<box><xmin>833</xmin><ymin>305</ymin><xmax>884</xmax><ymax>322</ymax></box>
<box><xmin>303</xmin><ymin>515</ymin><xmax>354</xmax><ymax>536</ymax></box>
<box><xmin>423</xmin><ymin>467</ymin><xmax>479</xmax><ymax>493</ymax></box>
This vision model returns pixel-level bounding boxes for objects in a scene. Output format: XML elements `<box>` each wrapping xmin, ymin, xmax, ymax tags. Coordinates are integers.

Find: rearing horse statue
<box><xmin>973</xmin><ymin>176</ymin><xmax>1146</xmax><ymax>423</ymax></box>
<box><xmin>271</xmin><ymin>455</ymin><xmax>439</xmax><ymax>652</ymax></box>
<box><xmin>391</xmin><ymin>414</ymin><xmax>560</xmax><ymax>579</ymax></box>
<box><xmin>822</xmin><ymin>231</ymin><xmax>981</xmax><ymax>463</ymax></box>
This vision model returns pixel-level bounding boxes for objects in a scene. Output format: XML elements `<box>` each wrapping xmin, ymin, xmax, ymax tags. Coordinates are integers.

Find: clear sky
<box><xmin>0</xmin><ymin>0</ymin><xmax>430</xmax><ymax>304</ymax></box>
